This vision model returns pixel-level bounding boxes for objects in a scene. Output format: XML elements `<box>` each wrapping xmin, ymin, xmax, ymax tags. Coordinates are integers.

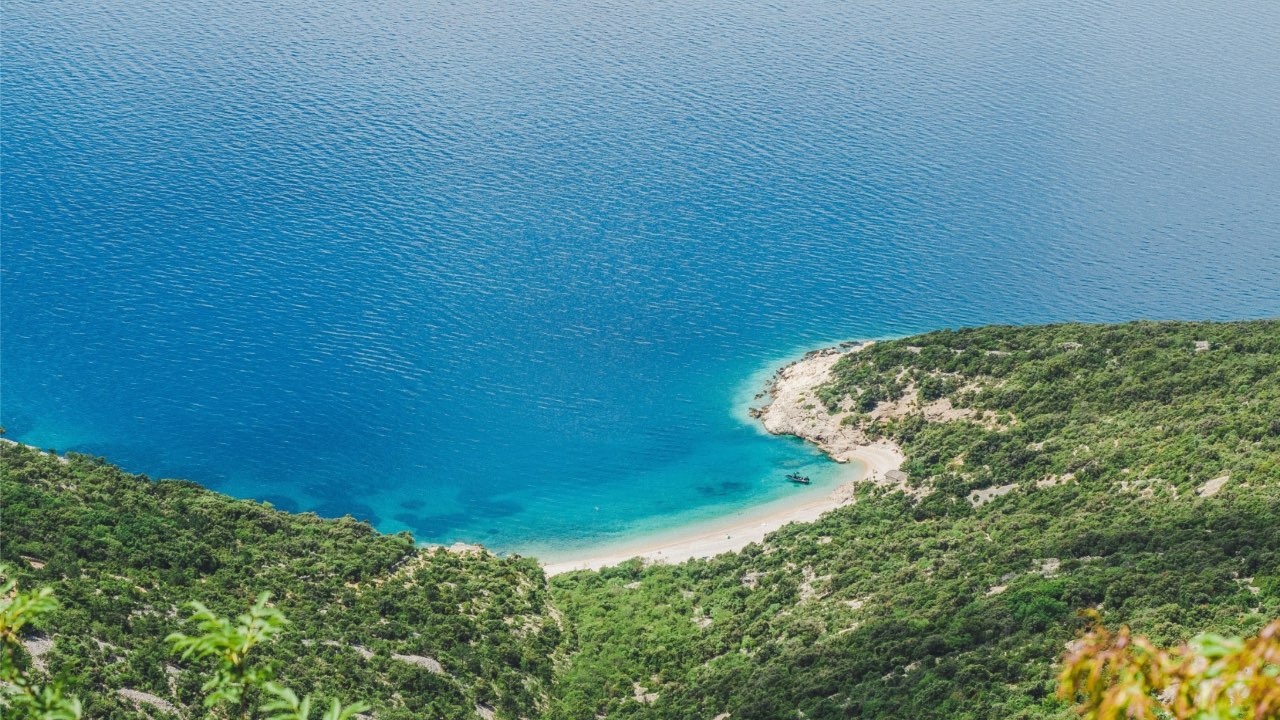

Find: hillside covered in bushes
<box><xmin>0</xmin><ymin>445</ymin><xmax>559</xmax><ymax>719</ymax></box>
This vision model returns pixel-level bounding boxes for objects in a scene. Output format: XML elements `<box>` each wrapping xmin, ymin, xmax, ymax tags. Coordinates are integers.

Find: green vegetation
<box><xmin>3</xmin><ymin>320</ymin><xmax>1278</xmax><ymax>719</ymax></box>
<box><xmin>2</xmin><ymin>570</ymin><xmax>83</xmax><ymax>719</ymax></box>
<box><xmin>1059</xmin><ymin>616</ymin><xmax>1280</xmax><ymax>719</ymax></box>
<box><xmin>545</xmin><ymin>320</ymin><xmax>1280</xmax><ymax>719</ymax></box>
<box><xmin>0</xmin><ymin>444</ymin><xmax>559</xmax><ymax>719</ymax></box>
<box><xmin>165</xmin><ymin>593</ymin><xmax>368</xmax><ymax>720</ymax></box>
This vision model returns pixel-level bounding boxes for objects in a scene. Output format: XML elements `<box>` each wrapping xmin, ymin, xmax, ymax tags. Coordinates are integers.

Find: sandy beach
<box><xmin>541</xmin><ymin>344</ymin><xmax>905</xmax><ymax>575</ymax></box>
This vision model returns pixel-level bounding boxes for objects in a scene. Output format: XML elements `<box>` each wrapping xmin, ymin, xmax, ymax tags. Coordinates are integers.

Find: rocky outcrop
<box><xmin>755</xmin><ymin>343</ymin><xmax>905</xmax><ymax>488</ymax></box>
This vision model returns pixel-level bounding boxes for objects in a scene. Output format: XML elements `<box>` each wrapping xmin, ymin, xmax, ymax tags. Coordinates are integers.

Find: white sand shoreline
<box><xmin>540</xmin><ymin>343</ymin><xmax>904</xmax><ymax>575</ymax></box>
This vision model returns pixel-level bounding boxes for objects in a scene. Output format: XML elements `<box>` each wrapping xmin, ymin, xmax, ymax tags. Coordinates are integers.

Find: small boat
<box><xmin>785</xmin><ymin>472</ymin><xmax>811</xmax><ymax>485</ymax></box>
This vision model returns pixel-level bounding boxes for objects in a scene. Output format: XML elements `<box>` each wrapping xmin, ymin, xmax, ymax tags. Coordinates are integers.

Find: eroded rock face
<box><xmin>392</xmin><ymin>654</ymin><xmax>445</xmax><ymax>674</ymax></box>
<box><xmin>1198</xmin><ymin>475</ymin><xmax>1230</xmax><ymax>497</ymax></box>
<box><xmin>758</xmin><ymin>348</ymin><xmax>848</xmax><ymax>447</ymax></box>
<box><xmin>23</xmin><ymin>636</ymin><xmax>53</xmax><ymax>672</ymax></box>
<box><xmin>118</xmin><ymin>688</ymin><xmax>178</xmax><ymax>715</ymax></box>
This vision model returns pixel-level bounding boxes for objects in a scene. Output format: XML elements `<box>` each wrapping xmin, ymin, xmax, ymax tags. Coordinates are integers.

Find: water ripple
<box><xmin>3</xmin><ymin>0</ymin><xmax>1278</xmax><ymax>553</ymax></box>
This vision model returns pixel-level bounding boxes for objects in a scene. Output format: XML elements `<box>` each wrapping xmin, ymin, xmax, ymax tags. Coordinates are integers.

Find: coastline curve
<box><xmin>541</xmin><ymin>342</ymin><xmax>905</xmax><ymax>575</ymax></box>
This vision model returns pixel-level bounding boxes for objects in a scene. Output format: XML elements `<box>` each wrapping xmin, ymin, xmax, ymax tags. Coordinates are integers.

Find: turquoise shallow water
<box><xmin>3</xmin><ymin>0</ymin><xmax>1279</xmax><ymax>555</ymax></box>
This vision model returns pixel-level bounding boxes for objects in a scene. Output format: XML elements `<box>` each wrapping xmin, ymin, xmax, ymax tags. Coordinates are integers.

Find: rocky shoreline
<box><xmin>752</xmin><ymin>341</ymin><xmax>906</xmax><ymax>493</ymax></box>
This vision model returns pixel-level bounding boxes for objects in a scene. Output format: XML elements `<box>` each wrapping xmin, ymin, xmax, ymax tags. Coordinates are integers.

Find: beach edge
<box><xmin>541</xmin><ymin>342</ymin><xmax>905</xmax><ymax>575</ymax></box>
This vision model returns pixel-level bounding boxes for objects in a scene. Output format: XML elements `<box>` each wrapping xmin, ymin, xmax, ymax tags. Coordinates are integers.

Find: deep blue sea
<box><xmin>4</xmin><ymin>0</ymin><xmax>1279</xmax><ymax>556</ymax></box>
